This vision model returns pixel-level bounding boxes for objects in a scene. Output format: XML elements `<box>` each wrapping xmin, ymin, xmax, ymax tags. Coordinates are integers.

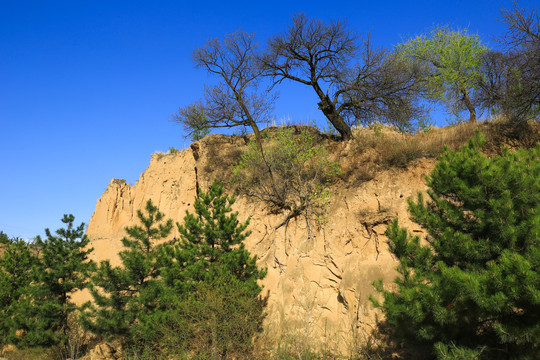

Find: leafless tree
<box><xmin>260</xmin><ymin>14</ymin><xmax>356</xmax><ymax>139</ymax></box>
<box><xmin>339</xmin><ymin>38</ymin><xmax>428</xmax><ymax>132</ymax></box>
<box><xmin>500</xmin><ymin>1</ymin><xmax>540</xmax><ymax>51</ymax></box>
<box><xmin>260</xmin><ymin>14</ymin><xmax>425</xmax><ymax>139</ymax></box>
<box><xmin>494</xmin><ymin>1</ymin><xmax>540</xmax><ymax>121</ymax></box>
<box><xmin>171</xmin><ymin>31</ymin><xmax>275</xmax><ymax>150</ymax></box>
<box><xmin>171</xmin><ymin>101</ymin><xmax>210</xmax><ymax>141</ymax></box>
<box><xmin>477</xmin><ymin>51</ymin><xmax>534</xmax><ymax>123</ymax></box>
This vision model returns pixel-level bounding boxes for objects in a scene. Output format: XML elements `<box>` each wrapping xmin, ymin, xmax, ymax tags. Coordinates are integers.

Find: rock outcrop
<box><xmin>85</xmin><ymin>133</ymin><xmax>434</xmax><ymax>351</ymax></box>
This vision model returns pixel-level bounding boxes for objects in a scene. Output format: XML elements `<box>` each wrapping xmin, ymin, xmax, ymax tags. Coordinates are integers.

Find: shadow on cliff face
<box><xmin>196</xmin><ymin>134</ymin><xmax>245</xmax><ymax>185</ymax></box>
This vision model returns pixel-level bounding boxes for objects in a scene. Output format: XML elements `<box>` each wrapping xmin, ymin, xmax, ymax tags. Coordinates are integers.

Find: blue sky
<box><xmin>1</xmin><ymin>0</ymin><xmax>536</xmax><ymax>239</ymax></box>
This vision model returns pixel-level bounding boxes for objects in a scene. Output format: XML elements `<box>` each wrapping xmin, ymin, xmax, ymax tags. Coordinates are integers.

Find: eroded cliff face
<box><xmin>86</xmin><ymin>133</ymin><xmax>434</xmax><ymax>351</ymax></box>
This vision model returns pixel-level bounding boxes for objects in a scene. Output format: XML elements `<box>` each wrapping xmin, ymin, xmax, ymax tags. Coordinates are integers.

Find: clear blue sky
<box><xmin>1</xmin><ymin>0</ymin><xmax>535</xmax><ymax>239</ymax></box>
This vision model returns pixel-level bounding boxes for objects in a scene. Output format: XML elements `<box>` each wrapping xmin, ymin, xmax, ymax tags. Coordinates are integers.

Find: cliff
<box><xmin>85</xmin><ymin>130</ymin><xmax>437</xmax><ymax>351</ymax></box>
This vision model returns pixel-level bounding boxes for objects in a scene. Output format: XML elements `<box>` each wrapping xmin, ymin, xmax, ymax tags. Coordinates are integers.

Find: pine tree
<box><xmin>161</xmin><ymin>180</ymin><xmax>265</xmax><ymax>294</ymax></box>
<box><xmin>83</xmin><ymin>184</ymin><xmax>266</xmax><ymax>358</ymax></box>
<box><xmin>372</xmin><ymin>132</ymin><xmax>540</xmax><ymax>359</ymax></box>
<box><xmin>82</xmin><ymin>200</ymin><xmax>173</xmax><ymax>340</ymax></box>
<box><xmin>152</xmin><ymin>181</ymin><xmax>267</xmax><ymax>358</ymax></box>
<box><xmin>14</xmin><ymin>215</ymin><xmax>94</xmax><ymax>350</ymax></box>
<box><xmin>0</xmin><ymin>234</ymin><xmax>37</xmax><ymax>346</ymax></box>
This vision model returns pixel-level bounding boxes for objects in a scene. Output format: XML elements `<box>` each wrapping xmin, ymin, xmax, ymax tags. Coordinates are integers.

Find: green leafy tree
<box><xmin>399</xmin><ymin>26</ymin><xmax>488</xmax><ymax>123</ymax></box>
<box><xmin>82</xmin><ymin>200</ymin><xmax>173</xmax><ymax>340</ymax></box>
<box><xmin>13</xmin><ymin>215</ymin><xmax>94</xmax><ymax>352</ymax></box>
<box><xmin>0</xmin><ymin>233</ymin><xmax>37</xmax><ymax>347</ymax></box>
<box><xmin>372</xmin><ymin>132</ymin><xmax>540</xmax><ymax>359</ymax></box>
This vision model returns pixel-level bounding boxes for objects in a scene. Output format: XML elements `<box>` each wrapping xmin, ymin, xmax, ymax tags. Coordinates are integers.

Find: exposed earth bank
<box><xmin>82</xmin><ymin>128</ymin><xmax>441</xmax><ymax>351</ymax></box>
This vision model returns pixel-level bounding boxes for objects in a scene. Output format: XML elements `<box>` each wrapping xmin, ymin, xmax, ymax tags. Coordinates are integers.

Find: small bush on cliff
<box><xmin>372</xmin><ymin>132</ymin><xmax>540</xmax><ymax>359</ymax></box>
<box><xmin>233</xmin><ymin>127</ymin><xmax>341</xmax><ymax>231</ymax></box>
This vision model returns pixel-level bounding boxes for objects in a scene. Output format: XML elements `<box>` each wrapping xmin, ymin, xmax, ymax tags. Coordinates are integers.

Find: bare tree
<box><xmin>500</xmin><ymin>1</ymin><xmax>540</xmax><ymax>51</ymax></box>
<box><xmin>495</xmin><ymin>1</ymin><xmax>540</xmax><ymax>121</ymax></box>
<box><xmin>477</xmin><ymin>51</ymin><xmax>534</xmax><ymax>123</ymax></box>
<box><xmin>260</xmin><ymin>14</ymin><xmax>425</xmax><ymax>139</ymax></box>
<box><xmin>260</xmin><ymin>14</ymin><xmax>356</xmax><ymax>139</ymax></box>
<box><xmin>339</xmin><ymin>38</ymin><xmax>428</xmax><ymax>132</ymax></box>
<box><xmin>171</xmin><ymin>101</ymin><xmax>210</xmax><ymax>141</ymax></box>
<box><xmin>172</xmin><ymin>31</ymin><xmax>275</xmax><ymax>150</ymax></box>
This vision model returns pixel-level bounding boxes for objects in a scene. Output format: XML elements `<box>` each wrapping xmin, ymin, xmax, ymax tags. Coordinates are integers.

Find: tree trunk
<box><xmin>312</xmin><ymin>83</ymin><xmax>353</xmax><ymax>140</ymax></box>
<box><xmin>462</xmin><ymin>90</ymin><xmax>477</xmax><ymax>123</ymax></box>
<box><xmin>249</xmin><ymin>120</ymin><xmax>264</xmax><ymax>154</ymax></box>
<box><xmin>320</xmin><ymin>103</ymin><xmax>353</xmax><ymax>140</ymax></box>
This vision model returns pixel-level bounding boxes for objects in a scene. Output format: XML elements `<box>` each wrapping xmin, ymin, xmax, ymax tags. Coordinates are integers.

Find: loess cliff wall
<box><xmin>85</xmin><ymin>132</ymin><xmax>435</xmax><ymax>351</ymax></box>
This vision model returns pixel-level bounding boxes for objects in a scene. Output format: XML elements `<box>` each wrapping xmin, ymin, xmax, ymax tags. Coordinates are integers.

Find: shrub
<box><xmin>142</xmin><ymin>271</ymin><xmax>266</xmax><ymax>359</ymax></box>
<box><xmin>233</xmin><ymin>127</ymin><xmax>341</xmax><ymax>230</ymax></box>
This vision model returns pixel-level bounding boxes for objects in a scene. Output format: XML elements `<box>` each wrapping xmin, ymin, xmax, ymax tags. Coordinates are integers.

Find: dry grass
<box><xmin>1</xmin><ymin>346</ymin><xmax>57</xmax><ymax>360</ymax></box>
<box><xmin>481</xmin><ymin>120</ymin><xmax>540</xmax><ymax>155</ymax></box>
<box><xmin>351</xmin><ymin>122</ymin><xmax>479</xmax><ymax>169</ymax></box>
<box><xmin>335</xmin><ymin>122</ymin><xmax>478</xmax><ymax>185</ymax></box>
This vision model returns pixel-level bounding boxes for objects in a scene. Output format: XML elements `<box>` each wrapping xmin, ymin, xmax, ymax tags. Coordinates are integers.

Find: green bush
<box><xmin>233</xmin><ymin>127</ymin><xmax>341</xmax><ymax>228</ymax></box>
<box><xmin>0</xmin><ymin>234</ymin><xmax>36</xmax><ymax>347</ymax></box>
<box><xmin>139</xmin><ymin>270</ymin><xmax>265</xmax><ymax>359</ymax></box>
<box><xmin>372</xmin><ymin>132</ymin><xmax>540</xmax><ymax>359</ymax></box>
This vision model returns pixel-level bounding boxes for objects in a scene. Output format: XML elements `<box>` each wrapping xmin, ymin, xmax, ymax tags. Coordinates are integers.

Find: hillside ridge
<box><xmin>84</xmin><ymin>123</ymin><xmax>538</xmax><ymax>351</ymax></box>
